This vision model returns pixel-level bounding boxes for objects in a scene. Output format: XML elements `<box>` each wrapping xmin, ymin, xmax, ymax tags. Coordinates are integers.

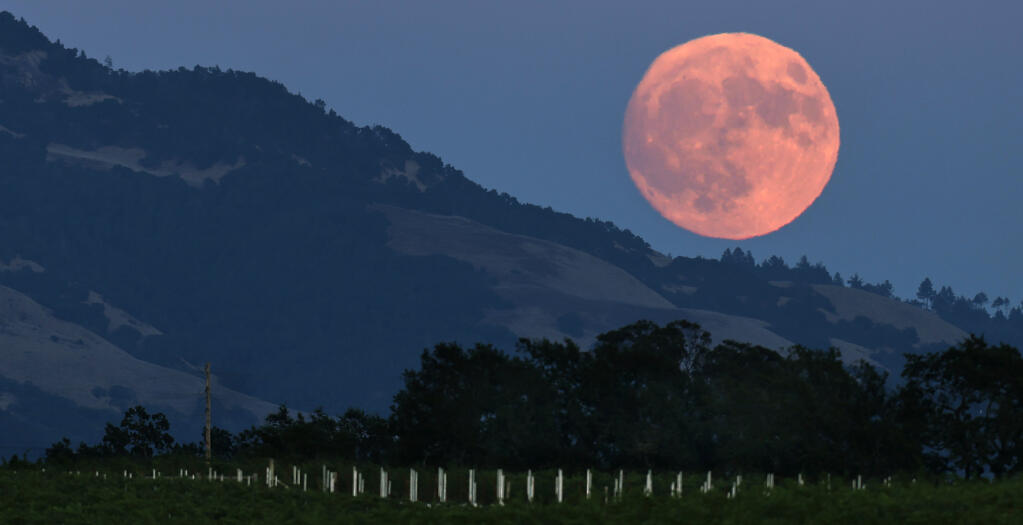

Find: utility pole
<box><xmin>204</xmin><ymin>362</ymin><xmax>212</xmax><ymax>464</ymax></box>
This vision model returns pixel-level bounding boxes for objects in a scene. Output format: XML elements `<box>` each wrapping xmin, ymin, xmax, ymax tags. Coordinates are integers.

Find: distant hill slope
<box><xmin>0</xmin><ymin>280</ymin><xmax>274</xmax><ymax>446</ymax></box>
<box><xmin>1</xmin><ymin>11</ymin><xmax>1020</xmax><ymax>447</ymax></box>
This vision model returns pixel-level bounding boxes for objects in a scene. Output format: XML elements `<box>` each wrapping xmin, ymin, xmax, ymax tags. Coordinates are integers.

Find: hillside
<box><xmin>1</xmin><ymin>11</ymin><xmax>1020</xmax><ymax>448</ymax></box>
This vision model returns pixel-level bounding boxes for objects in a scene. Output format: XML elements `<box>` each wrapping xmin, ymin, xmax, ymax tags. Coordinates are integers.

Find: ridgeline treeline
<box><xmin>37</xmin><ymin>321</ymin><xmax>1023</xmax><ymax>479</ymax></box>
<box><xmin>716</xmin><ymin>247</ymin><xmax>1023</xmax><ymax>349</ymax></box>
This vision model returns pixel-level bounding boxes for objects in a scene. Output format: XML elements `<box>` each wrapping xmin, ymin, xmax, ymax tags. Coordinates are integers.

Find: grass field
<box><xmin>0</xmin><ymin>464</ymin><xmax>1019</xmax><ymax>524</ymax></box>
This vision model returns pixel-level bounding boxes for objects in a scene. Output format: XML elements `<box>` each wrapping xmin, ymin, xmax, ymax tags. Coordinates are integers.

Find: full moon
<box><xmin>623</xmin><ymin>33</ymin><xmax>839</xmax><ymax>239</ymax></box>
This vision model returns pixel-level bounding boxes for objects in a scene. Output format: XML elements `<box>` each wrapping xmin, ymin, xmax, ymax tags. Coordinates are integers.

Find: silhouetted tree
<box><xmin>100</xmin><ymin>406</ymin><xmax>174</xmax><ymax>457</ymax></box>
<box><xmin>902</xmin><ymin>335</ymin><xmax>1023</xmax><ymax>478</ymax></box>
<box><xmin>44</xmin><ymin>438</ymin><xmax>75</xmax><ymax>465</ymax></box>
<box><xmin>917</xmin><ymin>278</ymin><xmax>936</xmax><ymax>307</ymax></box>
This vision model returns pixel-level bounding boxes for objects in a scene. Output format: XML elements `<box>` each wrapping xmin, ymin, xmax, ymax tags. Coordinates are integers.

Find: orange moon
<box><xmin>623</xmin><ymin>33</ymin><xmax>840</xmax><ymax>239</ymax></box>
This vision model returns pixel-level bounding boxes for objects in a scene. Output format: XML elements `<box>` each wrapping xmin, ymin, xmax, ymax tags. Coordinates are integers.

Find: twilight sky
<box><xmin>4</xmin><ymin>0</ymin><xmax>1022</xmax><ymax>304</ymax></box>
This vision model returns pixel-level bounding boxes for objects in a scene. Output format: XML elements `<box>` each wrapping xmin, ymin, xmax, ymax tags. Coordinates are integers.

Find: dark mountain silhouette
<box><xmin>1</xmin><ymin>12</ymin><xmax>1021</xmax><ymax>448</ymax></box>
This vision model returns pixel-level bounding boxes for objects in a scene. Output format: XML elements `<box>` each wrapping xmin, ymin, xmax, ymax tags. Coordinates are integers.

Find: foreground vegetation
<box><xmin>22</xmin><ymin>321</ymin><xmax>1022</xmax><ymax>522</ymax></box>
<box><xmin>0</xmin><ymin>466</ymin><xmax>1019</xmax><ymax>524</ymax></box>
<box><xmin>42</xmin><ymin>322</ymin><xmax>1023</xmax><ymax>481</ymax></box>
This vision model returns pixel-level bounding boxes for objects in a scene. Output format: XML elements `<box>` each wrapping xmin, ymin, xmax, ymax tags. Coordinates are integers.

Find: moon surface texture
<box><xmin>623</xmin><ymin>33</ymin><xmax>839</xmax><ymax>239</ymax></box>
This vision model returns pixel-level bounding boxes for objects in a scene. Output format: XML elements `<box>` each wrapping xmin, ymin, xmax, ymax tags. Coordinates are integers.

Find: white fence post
<box><xmin>468</xmin><ymin>469</ymin><xmax>477</xmax><ymax>507</ymax></box>
<box><xmin>496</xmin><ymin>469</ymin><xmax>505</xmax><ymax>505</ymax></box>
<box><xmin>527</xmin><ymin>470</ymin><xmax>535</xmax><ymax>503</ymax></box>
<box><xmin>586</xmin><ymin>469</ymin><xmax>592</xmax><ymax>500</ymax></box>
<box><xmin>644</xmin><ymin>470</ymin><xmax>652</xmax><ymax>496</ymax></box>
<box><xmin>437</xmin><ymin>467</ymin><xmax>447</xmax><ymax>503</ymax></box>
<box><xmin>556</xmin><ymin>469</ymin><xmax>564</xmax><ymax>503</ymax></box>
<box><xmin>380</xmin><ymin>468</ymin><xmax>388</xmax><ymax>498</ymax></box>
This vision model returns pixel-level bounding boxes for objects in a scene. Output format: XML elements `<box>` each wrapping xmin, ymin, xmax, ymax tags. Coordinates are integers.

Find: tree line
<box><xmin>40</xmin><ymin>320</ymin><xmax>1022</xmax><ymax>479</ymax></box>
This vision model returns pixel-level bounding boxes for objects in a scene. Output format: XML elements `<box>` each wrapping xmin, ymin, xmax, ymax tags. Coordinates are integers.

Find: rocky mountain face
<box><xmin>0</xmin><ymin>12</ymin><xmax>988</xmax><ymax>450</ymax></box>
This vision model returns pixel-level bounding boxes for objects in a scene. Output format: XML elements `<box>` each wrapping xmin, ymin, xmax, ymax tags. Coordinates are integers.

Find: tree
<box><xmin>208</xmin><ymin>427</ymin><xmax>236</xmax><ymax>459</ymax></box>
<box><xmin>336</xmin><ymin>409</ymin><xmax>391</xmax><ymax>464</ymax></box>
<box><xmin>44</xmin><ymin>438</ymin><xmax>75</xmax><ymax>465</ymax></box>
<box><xmin>103</xmin><ymin>406</ymin><xmax>174</xmax><ymax>457</ymax></box>
<box><xmin>233</xmin><ymin>405</ymin><xmax>392</xmax><ymax>461</ymax></box>
<box><xmin>933</xmin><ymin>286</ymin><xmax>957</xmax><ymax>311</ymax></box>
<box><xmin>848</xmin><ymin>273</ymin><xmax>864</xmax><ymax>289</ymax></box>
<box><xmin>972</xmin><ymin>292</ymin><xmax>989</xmax><ymax>308</ymax></box>
<box><xmin>583</xmin><ymin>320</ymin><xmax>711</xmax><ymax>469</ymax></box>
<box><xmin>761</xmin><ymin>255</ymin><xmax>786</xmax><ymax>270</ymax></box>
<box><xmin>720</xmin><ymin>247</ymin><xmax>754</xmax><ymax>268</ymax></box>
<box><xmin>992</xmin><ymin>296</ymin><xmax>1011</xmax><ymax>316</ymax></box>
<box><xmin>917</xmin><ymin>278</ymin><xmax>936</xmax><ymax>307</ymax></box>
<box><xmin>902</xmin><ymin>336</ymin><xmax>1023</xmax><ymax>478</ymax></box>
<box><xmin>391</xmin><ymin>342</ymin><xmax>539</xmax><ymax>466</ymax></box>
<box><xmin>871</xmin><ymin>280</ymin><xmax>894</xmax><ymax>298</ymax></box>
<box><xmin>101</xmin><ymin>422</ymin><xmax>130</xmax><ymax>455</ymax></box>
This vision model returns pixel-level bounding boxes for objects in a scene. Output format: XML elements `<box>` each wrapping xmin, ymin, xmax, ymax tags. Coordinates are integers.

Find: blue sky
<box><xmin>4</xmin><ymin>0</ymin><xmax>1022</xmax><ymax>304</ymax></box>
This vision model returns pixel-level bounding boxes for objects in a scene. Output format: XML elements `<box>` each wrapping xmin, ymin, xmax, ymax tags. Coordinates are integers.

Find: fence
<box><xmin>49</xmin><ymin>463</ymin><xmax>890</xmax><ymax>508</ymax></box>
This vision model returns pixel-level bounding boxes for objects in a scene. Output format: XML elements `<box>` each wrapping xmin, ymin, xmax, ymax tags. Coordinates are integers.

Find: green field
<box><xmin>1</xmin><ymin>463</ymin><xmax>1019</xmax><ymax>524</ymax></box>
